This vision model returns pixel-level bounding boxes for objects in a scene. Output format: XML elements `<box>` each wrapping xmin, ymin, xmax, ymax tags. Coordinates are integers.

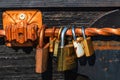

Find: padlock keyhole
<box><xmin>18</xmin><ymin>33</ymin><xmax>23</xmax><ymax>38</ymax></box>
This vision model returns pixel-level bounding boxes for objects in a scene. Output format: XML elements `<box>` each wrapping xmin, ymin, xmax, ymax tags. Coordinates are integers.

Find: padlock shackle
<box><xmin>58</xmin><ymin>27</ymin><xmax>63</xmax><ymax>40</ymax></box>
<box><xmin>39</xmin><ymin>25</ymin><xmax>45</xmax><ymax>48</ymax></box>
<box><xmin>71</xmin><ymin>25</ymin><xmax>77</xmax><ymax>40</ymax></box>
<box><xmin>50</xmin><ymin>27</ymin><xmax>56</xmax><ymax>38</ymax></box>
<box><xmin>81</xmin><ymin>26</ymin><xmax>86</xmax><ymax>39</ymax></box>
<box><xmin>61</xmin><ymin>26</ymin><xmax>69</xmax><ymax>48</ymax></box>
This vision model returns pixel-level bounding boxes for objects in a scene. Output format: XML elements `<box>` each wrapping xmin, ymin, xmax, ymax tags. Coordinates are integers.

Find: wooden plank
<box><xmin>0</xmin><ymin>9</ymin><xmax>120</xmax><ymax>80</ymax></box>
<box><xmin>0</xmin><ymin>0</ymin><xmax>120</xmax><ymax>8</ymax></box>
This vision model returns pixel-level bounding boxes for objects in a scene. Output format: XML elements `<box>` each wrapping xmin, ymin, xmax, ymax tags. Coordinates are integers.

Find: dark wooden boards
<box><xmin>0</xmin><ymin>8</ymin><xmax>120</xmax><ymax>80</ymax></box>
<box><xmin>0</xmin><ymin>0</ymin><xmax>120</xmax><ymax>8</ymax></box>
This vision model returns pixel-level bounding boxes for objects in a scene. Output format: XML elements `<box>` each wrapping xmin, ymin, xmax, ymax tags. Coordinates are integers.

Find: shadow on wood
<box><xmin>41</xmin><ymin>53</ymin><xmax>53</xmax><ymax>80</ymax></box>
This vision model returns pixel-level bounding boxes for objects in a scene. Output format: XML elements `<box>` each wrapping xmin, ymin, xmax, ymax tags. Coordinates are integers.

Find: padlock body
<box><xmin>49</xmin><ymin>37</ymin><xmax>56</xmax><ymax>52</ymax></box>
<box><xmin>36</xmin><ymin>43</ymin><xmax>49</xmax><ymax>73</ymax></box>
<box><xmin>82</xmin><ymin>37</ymin><xmax>94</xmax><ymax>57</ymax></box>
<box><xmin>73</xmin><ymin>40</ymin><xmax>84</xmax><ymax>58</ymax></box>
<box><xmin>53</xmin><ymin>39</ymin><xmax>60</xmax><ymax>57</ymax></box>
<box><xmin>57</xmin><ymin>44</ymin><xmax>77</xmax><ymax>71</ymax></box>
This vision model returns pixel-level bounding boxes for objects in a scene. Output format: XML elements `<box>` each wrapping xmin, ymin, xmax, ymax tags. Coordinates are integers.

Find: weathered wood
<box><xmin>0</xmin><ymin>0</ymin><xmax>120</xmax><ymax>8</ymax></box>
<box><xmin>0</xmin><ymin>8</ymin><xmax>120</xmax><ymax>80</ymax></box>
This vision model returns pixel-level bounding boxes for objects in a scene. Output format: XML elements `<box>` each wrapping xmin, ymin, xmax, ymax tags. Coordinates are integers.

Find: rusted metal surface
<box><xmin>2</xmin><ymin>10</ymin><xmax>42</xmax><ymax>47</ymax></box>
<box><xmin>36</xmin><ymin>26</ymin><xmax>49</xmax><ymax>73</ymax></box>
<box><xmin>0</xmin><ymin>30</ymin><xmax>5</xmax><ymax>37</ymax></box>
<box><xmin>0</xmin><ymin>28</ymin><xmax>120</xmax><ymax>37</ymax></box>
<box><xmin>0</xmin><ymin>8</ymin><xmax>119</xmax><ymax>80</ymax></box>
<box><xmin>46</xmin><ymin>28</ymin><xmax>120</xmax><ymax>36</ymax></box>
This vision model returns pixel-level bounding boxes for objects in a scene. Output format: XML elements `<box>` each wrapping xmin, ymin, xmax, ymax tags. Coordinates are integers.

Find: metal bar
<box><xmin>0</xmin><ymin>30</ymin><xmax>5</xmax><ymax>37</ymax></box>
<box><xmin>45</xmin><ymin>28</ymin><xmax>120</xmax><ymax>37</ymax></box>
<box><xmin>0</xmin><ymin>28</ymin><xmax>120</xmax><ymax>37</ymax></box>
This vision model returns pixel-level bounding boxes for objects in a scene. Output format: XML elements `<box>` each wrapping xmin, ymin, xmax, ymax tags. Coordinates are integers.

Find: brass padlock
<box><xmin>53</xmin><ymin>27</ymin><xmax>63</xmax><ymax>57</ymax></box>
<box><xmin>71</xmin><ymin>26</ymin><xmax>84</xmax><ymax>58</ymax></box>
<box><xmin>81</xmin><ymin>26</ymin><xmax>94</xmax><ymax>57</ymax></box>
<box><xmin>57</xmin><ymin>26</ymin><xmax>77</xmax><ymax>71</ymax></box>
<box><xmin>36</xmin><ymin>26</ymin><xmax>49</xmax><ymax>73</ymax></box>
<box><xmin>49</xmin><ymin>27</ymin><xmax>56</xmax><ymax>52</ymax></box>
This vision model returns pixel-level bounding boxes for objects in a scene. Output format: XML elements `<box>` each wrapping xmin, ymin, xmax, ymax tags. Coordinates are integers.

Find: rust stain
<box><xmin>94</xmin><ymin>45</ymin><xmax>120</xmax><ymax>50</ymax></box>
<box><xmin>93</xmin><ymin>41</ymin><xmax>120</xmax><ymax>50</ymax></box>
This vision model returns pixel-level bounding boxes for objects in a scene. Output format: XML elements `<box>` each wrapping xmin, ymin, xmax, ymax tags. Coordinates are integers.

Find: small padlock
<box><xmin>53</xmin><ymin>27</ymin><xmax>63</xmax><ymax>57</ymax></box>
<box><xmin>49</xmin><ymin>27</ymin><xmax>56</xmax><ymax>52</ymax></box>
<box><xmin>81</xmin><ymin>26</ymin><xmax>94</xmax><ymax>57</ymax></box>
<box><xmin>71</xmin><ymin>26</ymin><xmax>84</xmax><ymax>58</ymax></box>
<box><xmin>57</xmin><ymin>26</ymin><xmax>77</xmax><ymax>71</ymax></box>
<box><xmin>36</xmin><ymin>26</ymin><xmax>50</xmax><ymax>73</ymax></box>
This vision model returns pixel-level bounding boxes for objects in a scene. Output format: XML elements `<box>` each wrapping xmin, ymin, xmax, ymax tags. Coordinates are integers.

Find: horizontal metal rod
<box><xmin>0</xmin><ymin>30</ymin><xmax>5</xmax><ymax>37</ymax></box>
<box><xmin>0</xmin><ymin>28</ymin><xmax>120</xmax><ymax>37</ymax></box>
<box><xmin>45</xmin><ymin>28</ymin><xmax>120</xmax><ymax>37</ymax></box>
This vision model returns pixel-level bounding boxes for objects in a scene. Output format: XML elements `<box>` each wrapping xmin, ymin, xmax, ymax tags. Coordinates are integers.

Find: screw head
<box><xmin>19</xmin><ymin>13</ymin><xmax>26</xmax><ymax>20</ymax></box>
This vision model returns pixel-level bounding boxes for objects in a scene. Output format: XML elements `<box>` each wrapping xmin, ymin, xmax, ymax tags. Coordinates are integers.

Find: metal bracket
<box><xmin>2</xmin><ymin>10</ymin><xmax>42</xmax><ymax>47</ymax></box>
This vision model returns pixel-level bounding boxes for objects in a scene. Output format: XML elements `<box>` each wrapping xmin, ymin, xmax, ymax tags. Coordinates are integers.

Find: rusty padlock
<box><xmin>71</xmin><ymin>26</ymin><xmax>84</xmax><ymax>58</ymax></box>
<box><xmin>36</xmin><ymin>26</ymin><xmax>49</xmax><ymax>73</ymax></box>
<box><xmin>81</xmin><ymin>26</ymin><xmax>94</xmax><ymax>57</ymax></box>
<box><xmin>57</xmin><ymin>26</ymin><xmax>77</xmax><ymax>71</ymax></box>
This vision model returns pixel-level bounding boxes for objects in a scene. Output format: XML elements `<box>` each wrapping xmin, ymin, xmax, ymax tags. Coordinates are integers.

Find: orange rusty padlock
<box><xmin>36</xmin><ymin>26</ymin><xmax>50</xmax><ymax>73</ymax></box>
<box><xmin>2</xmin><ymin>10</ymin><xmax>42</xmax><ymax>47</ymax></box>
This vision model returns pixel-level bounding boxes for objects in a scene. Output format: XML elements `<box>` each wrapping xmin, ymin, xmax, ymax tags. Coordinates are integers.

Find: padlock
<box><xmin>81</xmin><ymin>26</ymin><xmax>94</xmax><ymax>57</ymax></box>
<box><xmin>36</xmin><ymin>26</ymin><xmax>49</xmax><ymax>73</ymax></box>
<box><xmin>53</xmin><ymin>27</ymin><xmax>63</xmax><ymax>57</ymax></box>
<box><xmin>71</xmin><ymin>26</ymin><xmax>84</xmax><ymax>58</ymax></box>
<box><xmin>49</xmin><ymin>27</ymin><xmax>56</xmax><ymax>52</ymax></box>
<box><xmin>57</xmin><ymin>26</ymin><xmax>77</xmax><ymax>71</ymax></box>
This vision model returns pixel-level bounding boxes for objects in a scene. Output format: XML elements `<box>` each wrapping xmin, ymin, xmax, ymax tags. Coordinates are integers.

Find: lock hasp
<box><xmin>2</xmin><ymin>10</ymin><xmax>42</xmax><ymax>47</ymax></box>
<box><xmin>3</xmin><ymin>10</ymin><xmax>42</xmax><ymax>29</ymax></box>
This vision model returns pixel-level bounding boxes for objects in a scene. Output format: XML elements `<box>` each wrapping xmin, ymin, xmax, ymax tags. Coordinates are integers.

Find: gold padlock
<box><xmin>53</xmin><ymin>27</ymin><xmax>63</xmax><ymax>57</ymax></box>
<box><xmin>36</xmin><ymin>26</ymin><xmax>49</xmax><ymax>73</ymax></box>
<box><xmin>57</xmin><ymin>26</ymin><xmax>77</xmax><ymax>71</ymax></box>
<box><xmin>81</xmin><ymin>26</ymin><xmax>94</xmax><ymax>57</ymax></box>
<box><xmin>71</xmin><ymin>26</ymin><xmax>84</xmax><ymax>58</ymax></box>
<box><xmin>49</xmin><ymin>27</ymin><xmax>56</xmax><ymax>53</ymax></box>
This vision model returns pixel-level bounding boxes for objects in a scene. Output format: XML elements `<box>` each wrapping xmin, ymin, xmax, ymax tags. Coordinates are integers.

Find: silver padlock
<box><xmin>71</xmin><ymin>26</ymin><xmax>84</xmax><ymax>58</ymax></box>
